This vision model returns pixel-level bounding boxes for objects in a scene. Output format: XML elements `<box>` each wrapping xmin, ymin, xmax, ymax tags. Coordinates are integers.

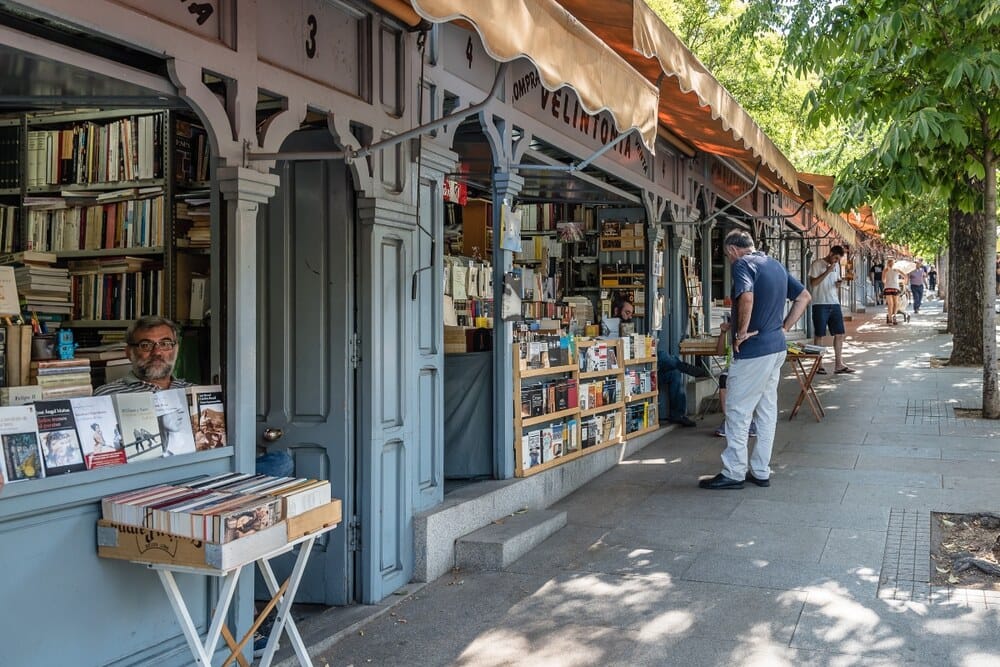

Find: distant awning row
<box><xmin>401</xmin><ymin>0</ymin><xmax>876</xmax><ymax>241</ymax></box>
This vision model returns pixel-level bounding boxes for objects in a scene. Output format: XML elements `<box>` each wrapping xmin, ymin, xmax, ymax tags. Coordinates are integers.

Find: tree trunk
<box><xmin>981</xmin><ymin>149</ymin><xmax>998</xmax><ymax>419</ymax></box>
<box><xmin>948</xmin><ymin>207</ymin><xmax>984</xmax><ymax>366</ymax></box>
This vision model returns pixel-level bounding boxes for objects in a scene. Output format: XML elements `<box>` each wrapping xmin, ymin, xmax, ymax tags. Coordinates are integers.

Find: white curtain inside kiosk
<box><xmin>410</xmin><ymin>0</ymin><xmax>659</xmax><ymax>151</ymax></box>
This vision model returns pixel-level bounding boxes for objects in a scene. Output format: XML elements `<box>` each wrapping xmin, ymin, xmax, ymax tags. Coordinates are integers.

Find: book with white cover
<box><xmin>70</xmin><ymin>396</ymin><xmax>126</xmax><ymax>469</ymax></box>
<box><xmin>151</xmin><ymin>388</ymin><xmax>196</xmax><ymax>457</ymax></box>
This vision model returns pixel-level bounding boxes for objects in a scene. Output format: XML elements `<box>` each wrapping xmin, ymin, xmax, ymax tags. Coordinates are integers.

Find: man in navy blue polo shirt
<box><xmin>699</xmin><ymin>230</ymin><xmax>811</xmax><ymax>490</ymax></box>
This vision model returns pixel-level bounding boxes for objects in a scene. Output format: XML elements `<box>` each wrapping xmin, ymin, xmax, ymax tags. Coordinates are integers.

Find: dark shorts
<box><xmin>883</xmin><ymin>288</ymin><xmax>899</xmax><ymax>296</ymax></box>
<box><xmin>812</xmin><ymin>304</ymin><xmax>846</xmax><ymax>336</ymax></box>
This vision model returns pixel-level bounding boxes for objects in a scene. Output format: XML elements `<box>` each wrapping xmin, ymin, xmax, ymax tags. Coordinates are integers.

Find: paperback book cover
<box><xmin>152</xmin><ymin>388</ymin><xmax>196</xmax><ymax>457</ymax></box>
<box><xmin>70</xmin><ymin>395</ymin><xmax>126</xmax><ymax>469</ymax></box>
<box><xmin>113</xmin><ymin>392</ymin><xmax>163</xmax><ymax>461</ymax></box>
<box><xmin>34</xmin><ymin>399</ymin><xmax>86</xmax><ymax>475</ymax></box>
<box><xmin>187</xmin><ymin>385</ymin><xmax>226</xmax><ymax>450</ymax></box>
<box><xmin>0</xmin><ymin>405</ymin><xmax>45</xmax><ymax>482</ymax></box>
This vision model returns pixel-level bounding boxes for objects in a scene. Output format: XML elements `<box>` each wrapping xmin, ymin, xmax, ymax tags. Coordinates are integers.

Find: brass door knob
<box><xmin>262</xmin><ymin>427</ymin><xmax>284</xmax><ymax>442</ymax></box>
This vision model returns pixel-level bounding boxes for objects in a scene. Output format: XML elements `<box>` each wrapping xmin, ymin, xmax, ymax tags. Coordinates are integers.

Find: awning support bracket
<box><xmin>656</xmin><ymin>162</ymin><xmax>762</xmax><ymax>226</ymax></box>
<box><xmin>244</xmin><ymin>63</ymin><xmax>509</xmax><ymax>163</ymax></box>
<box><xmin>507</xmin><ymin>131</ymin><xmax>631</xmax><ymax>174</ymax></box>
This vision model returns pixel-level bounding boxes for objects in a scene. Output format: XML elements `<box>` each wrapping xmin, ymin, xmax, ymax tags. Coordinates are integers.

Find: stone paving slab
<box><xmin>819</xmin><ymin>528</ymin><xmax>889</xmax><ymax>568</ymax></box>
<box><xmin>681</xmin><ymin>551</ymin><xmax>880</xmax><ymax>598</ymax></box>
<box><xmin>855</xmin><ymin>454</ymin><xmax>1000</xmax><ymax>477</ymax></box>
<box><xmin>772</xmin><ymin>450</ymin><xmax>861</xmax><ymax>469</ymax></box>
<box><xmin>728</xmin><ymin>499</ymin><xmax>889</xmax><ymax>532</ymax></box>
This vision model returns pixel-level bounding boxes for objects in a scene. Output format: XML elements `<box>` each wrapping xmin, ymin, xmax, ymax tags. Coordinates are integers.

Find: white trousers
<box><xmin>721</xmin><ymin>350</ymin><xmax>786</xmax><ymax>480</ymax></box>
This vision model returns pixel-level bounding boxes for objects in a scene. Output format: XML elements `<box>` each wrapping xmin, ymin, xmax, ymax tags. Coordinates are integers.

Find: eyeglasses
<box><xmin>130</xmin><ymin>339</ymin><xmax>177</xmax><ymax>353</ymax></box>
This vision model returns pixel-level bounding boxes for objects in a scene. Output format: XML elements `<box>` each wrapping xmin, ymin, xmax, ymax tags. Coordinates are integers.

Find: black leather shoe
<box><xmin>678</xmin><ymin>361</ymin><xmax>710</xmax><ymax>378</ymax></box>
<box><xmin>745</xmin><ymin>472</ymin><xmax>771</xmax><ymax>487</ymax></box>
<box><xmin>669</xmin><ymin>416</ymin><xmax>697</xmax><ymax>427</ymax></box>
<box><xmin>698</xmin><ymin>473</ymin><xmax>744</xmax><ymax>490</ymax></box>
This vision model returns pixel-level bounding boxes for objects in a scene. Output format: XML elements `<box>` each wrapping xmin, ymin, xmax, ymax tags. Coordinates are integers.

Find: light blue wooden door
<box><xmin>256</xmin><ymin>129</ymin><xmax>355</xmax><ymax>605</ymax></box>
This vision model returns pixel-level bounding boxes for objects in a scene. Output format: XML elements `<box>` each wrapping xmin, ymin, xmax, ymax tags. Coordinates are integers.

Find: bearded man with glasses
<box><xmin>94</xmin><ymin>316</ymin><xmax>193</xmax><ymax>395</ymax></box>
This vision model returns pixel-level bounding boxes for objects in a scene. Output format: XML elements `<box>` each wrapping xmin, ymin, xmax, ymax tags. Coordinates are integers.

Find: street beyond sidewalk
<box><xmin>302</xmin><ymin>297</ymin><xmax>1000</xmax><ymax>666</ymax></box>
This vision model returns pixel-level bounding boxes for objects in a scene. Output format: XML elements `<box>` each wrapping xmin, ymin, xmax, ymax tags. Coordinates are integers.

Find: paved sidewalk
<box><xmin>307</xmin><ymin>298</ymin><xmax>1000</xmax><ymax>666</ymax></box>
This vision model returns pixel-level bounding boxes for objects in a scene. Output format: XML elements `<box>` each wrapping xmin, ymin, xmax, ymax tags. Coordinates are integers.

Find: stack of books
<box><xmin>175</xmin><ymin>196</ymin><xmax>211</xmax><ymax>248</ymax></box>
<box><xmin>30</xmin><ymin>358</ymin><xmax>93</xmax><ymax>399</ymax></box>
<box><xmin>15</xmin><ymin>263</ymin><xmax>72</xmax><ymax>317</ymax></box>
<box><xmin>100</xmin><ymin>474</ymin><xmax>332</xmax><ymax>544</ymax></box>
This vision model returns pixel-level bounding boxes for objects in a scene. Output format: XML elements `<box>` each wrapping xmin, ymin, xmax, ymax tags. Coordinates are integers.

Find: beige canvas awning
<box><xmin>410</xmin><ymin>0</ymin><xmax>660</xmax><ymax>151</ymax></box>
<box><xmin>813</xmin><ymin>188</ymin><xmax>857</xmax><ymax>246</ymax></box>
<box><xmin>555</xmin><ymin>0</ymin><xmax>799</xmax><ymax>195</ymax></box>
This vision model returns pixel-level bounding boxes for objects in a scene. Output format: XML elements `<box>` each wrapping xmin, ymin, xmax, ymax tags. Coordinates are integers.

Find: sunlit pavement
<box><xmin>306</xmin><ymin>295</ymin><xmax>1000</xmax><ymax>667</ymax></box>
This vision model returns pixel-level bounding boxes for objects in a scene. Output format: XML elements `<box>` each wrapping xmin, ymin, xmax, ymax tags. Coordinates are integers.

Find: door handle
<box><xmin>262</xmin><ymin>427</ymin><xmax>284</xmax><ymax>442</ymax></box>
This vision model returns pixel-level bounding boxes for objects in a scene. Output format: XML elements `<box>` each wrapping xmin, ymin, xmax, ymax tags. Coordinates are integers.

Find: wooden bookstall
<box><xmin>514</xmin><ymin>337</ymin><xmax>656</xmax><ymax>477</ymax></box>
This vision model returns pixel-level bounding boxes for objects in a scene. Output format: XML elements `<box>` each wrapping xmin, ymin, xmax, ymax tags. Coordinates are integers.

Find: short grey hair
<box><xmin>127</xmin><ymin>316</ymin><xmax>181</xmax><ymax>344</ymax></box>
<box><xmin>723</xmin><ymin>229</ymin><xmax>755</xmax><ymax>250</ymax></box>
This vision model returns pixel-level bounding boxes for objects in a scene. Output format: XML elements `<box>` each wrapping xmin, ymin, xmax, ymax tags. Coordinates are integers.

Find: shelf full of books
<box><xmin>623</xmin><ymin>335</ymin><xmax>659</xmax><ymax>438</ymax></box>
<box><xmin>514</xmin><ymin>335</ymin><xmax>656</xmax><ymax>477</ymax></box>
<box><xmin>0</xmin><ymin>383</ymin><xmax>227</xmax><ymax>486</ymax></box>
<box><xmin>0</xmin><ymin>107</ymin><xmax>212</xmax><ymax>333</ymax></box>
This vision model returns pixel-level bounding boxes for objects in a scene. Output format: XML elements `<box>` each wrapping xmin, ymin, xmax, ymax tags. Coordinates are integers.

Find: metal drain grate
<box><xmin>904</xmin><ymin>399</ymin><xmax>959</xmax><ymax>424</ymax></box>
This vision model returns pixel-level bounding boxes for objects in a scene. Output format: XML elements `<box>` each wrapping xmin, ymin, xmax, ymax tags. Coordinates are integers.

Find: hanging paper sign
<box><xmin>443</xmin><ymin>177</ymin><xmax>467</xmax><ymax>205</ymax></box>
<box><xmin>499</xmin><ymin>201</ymin><xmax>522</xmax><ymax>252</ymax></box>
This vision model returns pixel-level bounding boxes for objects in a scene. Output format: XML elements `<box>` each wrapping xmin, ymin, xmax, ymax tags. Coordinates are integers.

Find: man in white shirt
<box><xmin>808</xmin><ymin>245</ymin><xmax>855</xmax><ymax>374</ymax></box>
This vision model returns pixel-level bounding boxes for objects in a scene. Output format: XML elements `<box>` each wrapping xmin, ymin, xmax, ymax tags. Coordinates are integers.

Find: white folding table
<box><xmin>130</xmin><ymin>524</ymin><xmax>336</xmax><ymax>667</ymax></box>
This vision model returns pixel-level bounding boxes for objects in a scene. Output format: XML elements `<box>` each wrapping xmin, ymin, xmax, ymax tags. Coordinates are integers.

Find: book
<box><xmin>112</xmin><ymin>392</ymin><xmax>162</xmax><ymax>461</ymax></box>
<box><xmin>0</xmin><ymin>405</ymin><xmax>45</xmax><ymax>482</ymax></box>
<box><xmin>151</xmin><ymin>388</ymin><xmax>197</xmax><ymax>457</ymax></box>
<box><xmin>0</xmin><ymin>385</ymin><xmax>43</xmax><ymax>406</ymax></box>
<box><xmin>70</xmin><ymin>395</ymin><xmax>126</xmax><ymax>469</ymax></box>
<box><xmin>187</xmin><ymin>384</ymin><xmax>226</xmax><ymax>450</ymax></box>
<box><xmin>0</xmin><ymin>265</ymin><xmax>19</xmax><ymax>317</ymax></box>
<box><xmin>5</xmin><ymin>324</ymin><xmax>32</xmax><ymax>387</ymax></box>
<box><xmin>34</xmin><ymin>399</ymin><xmax>86</xmax><ymax>475</ymax></box>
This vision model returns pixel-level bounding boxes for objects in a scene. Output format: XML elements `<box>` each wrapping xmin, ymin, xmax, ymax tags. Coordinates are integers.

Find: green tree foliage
<box><xmin>646</xmin><ymin>0</ymin><xmax>864</xmax><ymax>175</ymax></box>
<box><xmin>873</xmin><ymin>194</ymin><xmax>948</xmax><ymax>260</ymax></box>
<box><xmin>743</xmin><ymin>0</ymin><xmax>1000</xmax><ymax>413</ymax></box>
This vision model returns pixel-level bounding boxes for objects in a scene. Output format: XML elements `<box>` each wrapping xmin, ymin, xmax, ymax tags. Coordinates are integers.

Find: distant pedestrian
<box><xmin>909</xmin><ymin>258</ymin><xmax>927</xmax><ymax>313</ymax></box>
<box><xmin>698</xmin><ymin>230</ymin><xmax>811</xmax><ymax>490</ymax></box>
<box><xmin>928</xmin><ymin>265</ymin><xmax>937</xmax><ymax>293</ymax></box>
<box><xmin>808</xmin><ymin>245</ymin><xmax>854</xmax><ymax>374</ymax></box>
<box><xmin>882</xmin><ymin>259</ymin><xmax>904</xmax><ymax>325</ymax></box>
<box><xmin>870</xmin><ymin>257</ymin><xmax>885</xmax><ymax>305</ymax></box>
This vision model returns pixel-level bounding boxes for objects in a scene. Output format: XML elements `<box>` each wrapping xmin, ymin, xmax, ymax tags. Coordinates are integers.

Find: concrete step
<box><xmin>455</xmin><ymin>509</ymin><xmax>567</xmax><ymax>572</ymax></box>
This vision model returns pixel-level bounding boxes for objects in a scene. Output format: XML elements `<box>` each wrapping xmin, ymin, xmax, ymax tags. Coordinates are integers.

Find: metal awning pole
<box><xmin>246</xmin><ymin>63</ymin><xmax>509</xmax><ymax>162</ymax></box>
<box><xmin>508</xmin><ymin>131</ymin><xmax>631</xmax><ymax>173</ymax></box>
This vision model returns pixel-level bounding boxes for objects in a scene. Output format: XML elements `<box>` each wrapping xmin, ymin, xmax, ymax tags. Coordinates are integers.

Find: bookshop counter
<box><xmin>443</xmin><ymin>352</ymin><xmax>493</xmax><ymax>478</ymax></box>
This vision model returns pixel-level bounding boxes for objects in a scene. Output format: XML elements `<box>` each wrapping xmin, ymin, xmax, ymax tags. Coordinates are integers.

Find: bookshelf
<box><xmin>597</xmin><ymin>213</ymin><xmax>646</xmax><ymax>322</ymax></box>
<box><xmin>513</xmin><ymin>338</ymin><xmax>651</xmax><ymax>478</ymax></box>
<box><xmin>682</xmin><ymin>255</ymin><xmax>702</xmax><ymax>337</ymax></box>
<box><xmin>622</xmin><ymin>334</ymin><xmax>659</xmax><ymax>439</ymax></box>
<box><xmin>0</xmin><ymin>108</ymin><xmax>212</xmax><ymax>337</ymax></box>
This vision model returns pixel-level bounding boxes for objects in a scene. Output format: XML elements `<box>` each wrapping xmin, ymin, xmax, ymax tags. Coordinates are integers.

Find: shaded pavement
<box><xmin>300</xmin><ymin>296</ymin><xmax>1000</xmax><ymax>666</ymax></box>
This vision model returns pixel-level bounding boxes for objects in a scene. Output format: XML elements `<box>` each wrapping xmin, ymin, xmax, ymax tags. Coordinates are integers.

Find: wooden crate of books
<box><xmin>96</xmin><ymin>474</ymin><xmax>339</xmax><ymax>570</ymax></box>
<box><xmin>97</xmin><ymin>519</ymin><xmax>289</xmax><ymax>571</ymax></box>
<box><xmin>97</xmin><ymin>499</ymin><xmax>342</xmax><ymax>570</ymax></box>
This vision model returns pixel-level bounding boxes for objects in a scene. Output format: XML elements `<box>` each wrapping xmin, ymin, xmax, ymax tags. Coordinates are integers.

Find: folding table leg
<box><xmin>255</xmin><ymin>535</ymin><xmax>317</xmax><ymax>667</ymax></box>
<box><xmin>156</xmin><ymin>567</ymin><xmax>241</xmax><ymax>667</ymax></box>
